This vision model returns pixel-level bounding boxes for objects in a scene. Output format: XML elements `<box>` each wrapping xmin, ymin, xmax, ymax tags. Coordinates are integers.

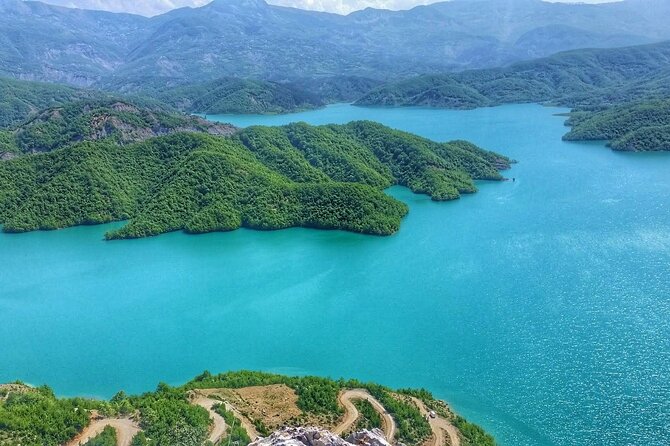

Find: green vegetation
<box><xmin>0</xmin><ymin>121</ymin><xmax>509</xmax><ymax>238</ymax></box>
<box><xmin>82</xmin><ymin>425</ymin><xmax>117</xmax><ymax>446</ymax></box>
<box><xmin>188</xmin><ymin>372</ymin><xmax>430</xmax><ymax>445</ymax></box>
<box><xmin>0</xmin><ymin>372</ymin><xmax>493</xmax><ymax>446</ymax></box>
<box><xmin>0</xmin><ymin>77</ymin><xmax>101</xmax><ymax>129</ymax></box>
<box><xmin>0</xmin><ymin>385</ymin><xmax>90</xmax><ymax>446</ymax></box>
<box><xmin>1</xmin><ymin>99</ymin><xmax>234</xmax><ymax>155</ymax></box>
<box><xmin>452</xmin><ymin>416</ymin><xmax>495</xmax><ymax>446</ymax></box>
<box><xmin>129</xmin><ymin>383</ymin><xmax>211</xmax><ymax>446</ymax></box>
<box><xmin>214</xmin><ymin>405</ymin><xmax>252</xmax><ymax>445</ymax></box>
<box><xmin>357</xmin><ymin>41</ymin><xmax>670</xmax><ymax>153</ymax></box>
<box><xmin>363</xmin><ymin>385</ymin><xmax>430</xmax><ymax>445</ymax></box>
<box><xmin>0</xmin><ymin>131</ymin><xmax>19</xmax><ymax>159</ymax></box>
<box><xmin>564</xmin><ymin>99</ymin><xmax>670</xmax><ymax>151</ymax></box>
<box><xmin>352</xmin><ymin>400</ymin><xmax>382</xmax><ymax>432</ymax></box>
<box><xmin>399</xmin><ymin>388</ymin><xmax>495</xmax><ymax>446</ymax></box>
<box><xmin>130</xmin><ymin>431</ymin><xmax>150</xmax><ymax>446</ymax></box>
<box><xmin>356</xmin><ymin>41</ymin><xmax>670</xmax><ymax>110</ymax></box>
<box><xmin>159</xmin><ymin>78</ymin><xmax>323</xmax><ymax>114</ymax></box>
<box><xmin>188</xmin><ymin>371</ymin><xmax>344</xmax><ymax>416</ymax></box>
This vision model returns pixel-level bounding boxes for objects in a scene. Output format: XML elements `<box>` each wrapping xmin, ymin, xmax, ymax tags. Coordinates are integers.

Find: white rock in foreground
<box><xmin>249</xmin><ymin>427</ymin><xmax>392</xmax><ymax>446</ymax></box>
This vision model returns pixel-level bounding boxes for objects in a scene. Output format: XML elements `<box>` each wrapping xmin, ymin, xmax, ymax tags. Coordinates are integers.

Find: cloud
<box><xmin>32</xmin><ymin>0</ymin><xmax>621</xmax><ymax>16</ymax></box>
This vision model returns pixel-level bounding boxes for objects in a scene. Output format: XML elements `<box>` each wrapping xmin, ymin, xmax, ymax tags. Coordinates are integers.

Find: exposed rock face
<box><xmin>249</xmin><ymin>427</ymin><xmax>393</xmax><ymax>446</ymax></box>
<box><xmin>345</xmin><ymin>429</ymin><xmax>390</xmax><ymax>446</ymax></box>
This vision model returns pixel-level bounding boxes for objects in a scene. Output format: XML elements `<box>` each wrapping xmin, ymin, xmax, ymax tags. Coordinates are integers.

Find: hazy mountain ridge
<box><xmin>564</xmin><ymin>99</ymin><xmax>670</xmax><ymax>151</ymax></box>
<box><xmin>2</xmin><ymin>0</ymin><xmax>670</xmax><ymax>90</ymax></box>
<box><xmin>356</xmin><ymin>40</ymin><xmax>670</xmax><ymax>109</ymax></box>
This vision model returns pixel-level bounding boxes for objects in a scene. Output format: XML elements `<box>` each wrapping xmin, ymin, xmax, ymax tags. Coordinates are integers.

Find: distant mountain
<box><xmin>356</xmin><ymin>40</ymin><xmax>670</xmax><ymax>109</ymax></box>
<box><xmin>155</xmin><ymin>75</ymin><xmax>383</xmax><ymax>114</ymax></box>
<box><xmin>158</xmin><ymin>78</ymin><xmax>325</xmax><ymax>114</ymax></box>
<box><xmin>2</xmin><ymin>0</ymin><xmax>670</xmax><ymax>90</ymax></box>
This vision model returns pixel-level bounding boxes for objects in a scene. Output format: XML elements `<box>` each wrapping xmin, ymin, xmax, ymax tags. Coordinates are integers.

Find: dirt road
<box><xmin>65</xmin><ymin>417</ymin><xmax>140</xmax><ymax>446</ymax></box>
<box><xmin>410</xmin><ymin>397</ymin><xmax>460</xmax><ymax>446</ymax></box>
<box><xmin>191</xmin><ymin>389</ymin><xmax>261</xmax><ymax>442</ymax></box>
<box><xmin>333</xmin><ymin>389</ymin><xmax>396</xmax><ymax>441</ymax></box>
<box><xmin>192</xmin><ymin>394</ymin><xmax>229</xmax><ymax>444</ymax></box>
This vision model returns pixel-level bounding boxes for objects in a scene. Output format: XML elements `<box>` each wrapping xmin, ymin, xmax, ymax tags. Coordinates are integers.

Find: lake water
<box><xmin>2</xmin><ymin>104</ymin><xmax>669</xmax><ymax>446</ymax></box>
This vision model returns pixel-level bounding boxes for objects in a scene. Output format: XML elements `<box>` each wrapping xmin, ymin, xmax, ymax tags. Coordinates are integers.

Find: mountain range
<box><xmin>2</xmin><ymin>0</ymin><xmax>670</xmax><ymax>91</ymax></box>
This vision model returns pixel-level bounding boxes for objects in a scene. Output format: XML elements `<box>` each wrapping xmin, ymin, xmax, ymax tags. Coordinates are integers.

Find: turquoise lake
<box><xmin>2</xmin><ymin>103</ymin><xmax>670</xmax><ymax>446</ymax></box>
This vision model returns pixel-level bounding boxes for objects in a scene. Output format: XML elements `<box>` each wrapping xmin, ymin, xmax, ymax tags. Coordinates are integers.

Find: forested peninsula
<box><xmin>0</xmin><ymin>101</ymin><xmax>511</xmax><ymax>238</ymax></box>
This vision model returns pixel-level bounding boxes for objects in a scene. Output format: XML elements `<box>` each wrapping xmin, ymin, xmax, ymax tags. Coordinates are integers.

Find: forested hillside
<box><xmin>158</xmin><ymin>78</ymin><xmax>324</xmax><ymax>114</ymax></box>
<box><xmin>0</xmin><ymin>77</ymin><xmax>102</xmax><ymax>128</ymax></box>
<box><xmin>0</xmin><ymin>100</ymin><xmax>234</xmax><ymax>158</ymax></box>
<box><xmin>356</xmin><ymin>40</ymin><xmax>670</xmax><ymax>109</ymax></box>
<box><xmin>563</xmin><ymin>100</ymin><xmax>670</xmax><ymax>151</ymax></box>
<box><xmin>0</xmin><ymin>121</ymin><xmax>510</xmax><ymax>238</ymax></box>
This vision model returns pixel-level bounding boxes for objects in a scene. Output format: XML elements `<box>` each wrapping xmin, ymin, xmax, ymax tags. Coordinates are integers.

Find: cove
<box><xmin>2</xmin><ymin>104</ymin><xmax>670</xmax><ymax>446</ymax></box>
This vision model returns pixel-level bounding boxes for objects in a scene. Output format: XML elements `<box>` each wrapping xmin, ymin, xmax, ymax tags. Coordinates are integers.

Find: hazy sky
<box><xmin>33</xmin><ymin>0</ymin><xmax>620</xmax><ymax>16</ymax></box>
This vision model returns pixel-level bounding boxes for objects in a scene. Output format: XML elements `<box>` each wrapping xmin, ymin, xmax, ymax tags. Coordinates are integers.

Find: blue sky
<box><xmin>34</xmin><ymin>0</ymin><xmax>619</xmax><ymax>16</ymax></box>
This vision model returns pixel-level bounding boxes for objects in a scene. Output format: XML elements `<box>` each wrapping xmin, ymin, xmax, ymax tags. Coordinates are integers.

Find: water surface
<box><xmin>2</xmin><ymin>104</ymin><xmax>669</xmax><ymax>446</ymax></box>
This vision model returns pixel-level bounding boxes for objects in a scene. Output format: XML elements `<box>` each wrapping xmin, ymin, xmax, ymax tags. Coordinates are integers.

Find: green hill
<box><xmin>0</xmin><ymin>77</ymin><xmax>101</xmax><ymax>128</ymax></box>
<box><xmin>563</xmin><ymin>99</ymin><xmax>670</xmax><ymax>151</ymax></box>
<box><xmin>0</xmin><ymin>100</ymin><xmax>235</xmax><ymax>158</ymax></box>
<box><xmin>0</xmin><ymin>121</ymin><xmax>511</xmax><ymax>238</ymax></box>
<box><xmin>158</xmin><ymin>78</ymin><xmax>324</xmax><ymax>115</ymax></box>
<box><xmin>356</xmin><ymin>40</ymin><xmax>670</xmax><ymax>109</ymax></box>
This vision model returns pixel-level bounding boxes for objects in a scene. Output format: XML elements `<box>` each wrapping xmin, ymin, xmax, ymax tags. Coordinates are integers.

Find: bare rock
<box><xmin>345</xmin><ymin>429</ymin><xmax>390</xmax><ymax>446</ymax></box>
<box><xmin>249</xmin><ymin>427</ymin><xmax>393</xmax><ymax>446</ymax></box>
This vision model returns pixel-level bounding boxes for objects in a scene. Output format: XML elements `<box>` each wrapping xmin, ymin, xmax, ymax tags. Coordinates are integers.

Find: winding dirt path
<box><xmin>191</xmin><ymin>389</ymin><xmax>261</xmax><ymax>442</ymax></box>
<box><xmin>192</xmin><ymin>394</ymin><xmax>229</xmax><ymax>444</ymax></box>
<box><xmin>333</xmin><ymin>389</ymin><xmax>396</xmax><ymax>441</ymax></box>
<box><xmin>410</xmin><ymin>397</ymin><xmax>460</xmax><ymax>446</ymax></box>
<box><xmin>65</xmin><ymin>417</ymin><xmax>140</xmax><ymax>446</ymax></box>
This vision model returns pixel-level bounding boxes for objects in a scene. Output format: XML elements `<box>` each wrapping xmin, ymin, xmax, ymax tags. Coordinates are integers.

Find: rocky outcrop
<box><xmin>345</xmin><ymin>429</ymin><xmax>391</xmax><ymax>446</ymax></box>
<box><xmin>249</xmin><ymin>427</ymin><xmax>393</xmax><ymax>446</ymax></box>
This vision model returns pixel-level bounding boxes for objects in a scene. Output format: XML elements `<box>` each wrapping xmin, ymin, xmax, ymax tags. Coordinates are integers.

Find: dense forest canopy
<box><xmin>0</xmin><ymin>99</ymin><xmax>234</xmax><ymax>157</ymax></box>
<box><xmin>356</xmin><ymin>40</ymin><xmax>670</xmax><ymax>110</ymax></box>
<box><xmin>563</xmin><ymin>99</ymin><xmax>670</xmax><ymax>151</ymax></box>
<box><xmin>157</xmin><ymin>78</ymin><xmax>325</xmax><ymax>115</ymax></box>
<box><xmin>0</xmin><ymin>77</ymin><xmax>100</xmax><ymax>128</ymax></box>
<box><xmin>0</xmin><ymin>120</ymin><xmax>511</xmax><ymax>239</ymax></box>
